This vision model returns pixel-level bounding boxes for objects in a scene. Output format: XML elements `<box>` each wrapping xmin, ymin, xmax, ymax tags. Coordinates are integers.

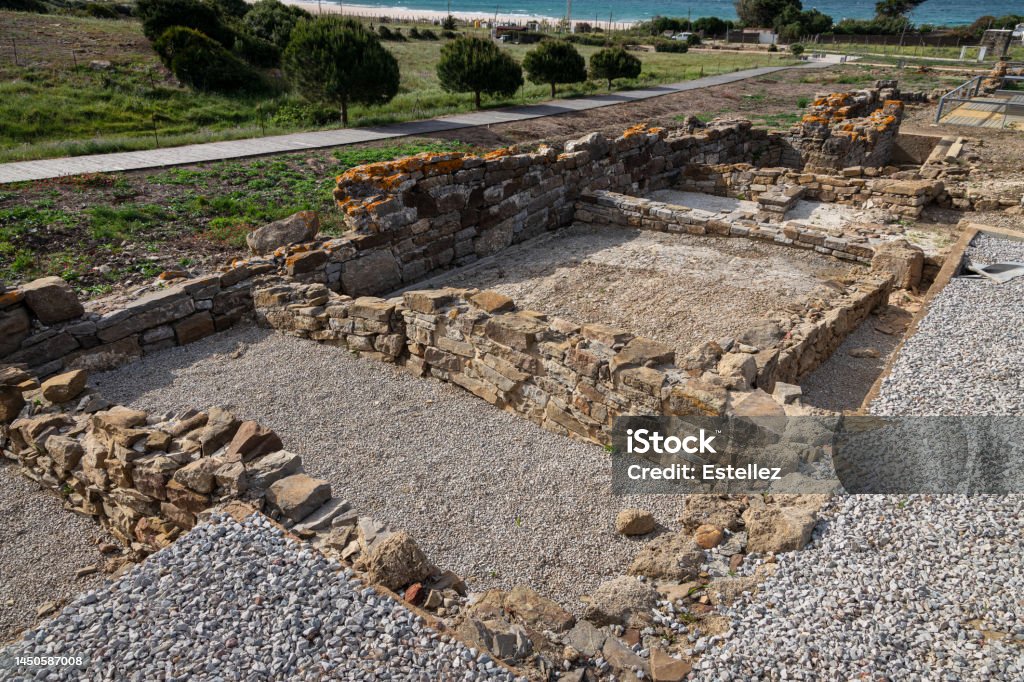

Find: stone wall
<box><xmin>0</xmin><ymin>266</ymin><xmax>264</xmax><ymax>379</ymax></box>
<box><xmin>783</xmin><ymin>90</ymin><xmax>905</xmax><ymax>171</ymax></box>
<box><xmin>324</xmin><ymin>122</ymin><xmax>781</xmax><ymax>296</ymax></box>
<box><xmin>575</xmin><ymin>190</ymin><xmax>877</xmax><ymax>263</ymax></box>
<box><xmin>677</xmin><ymin>163</ymin><xmax>945</xmax><ymax>218</ymax></box>
<box><xmin>1</xmin><ymin>368</ymin><xmax>341</xmax><ymax>553</ymax></box>
<box><xmin>251</xmin><ymin>279</ymin><xmax>893</xmax><ymax>445</ymax></box>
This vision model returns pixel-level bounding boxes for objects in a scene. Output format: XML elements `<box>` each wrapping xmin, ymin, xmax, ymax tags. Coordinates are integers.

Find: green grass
<box><xmin>0</xmin><ymin>139</ymin><xmax>473</xmax><ymax>285</ymax></box>
<box><xmin>0</xmin><ymin>11</ymin><xmax>797</xmax><ymax>163</ymax></box>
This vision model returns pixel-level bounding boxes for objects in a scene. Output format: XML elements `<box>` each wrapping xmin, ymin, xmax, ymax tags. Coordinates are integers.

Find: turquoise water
<box><xmin>342</xmin><ymin>0</ymin><xmax>1022</xmax><ymax>27</ymax></box>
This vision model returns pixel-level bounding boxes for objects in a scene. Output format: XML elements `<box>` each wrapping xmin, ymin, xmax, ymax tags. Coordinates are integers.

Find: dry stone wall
<box><xmin>677</xmin><ymin>163</ymin><xmax>945</xmax><ymax>218</ymax></box>
<box><xmin>326</xmin><ymin>122</ymin><xmax>779</xmax><ymax>293</ymax></box>
<box><xmin>0</xmin><ymin>266</ymin><xmax>265</xmax><ymax>379</ymax></box>
<box><xmin>251</xmin><ymin>279</ymin><xmax>893</xmax><ymax>445</ymax></box>
<box><xmin>783</xmin><ymin>92</ymin><xmax>905</xmax><ymax>171</ymax></box>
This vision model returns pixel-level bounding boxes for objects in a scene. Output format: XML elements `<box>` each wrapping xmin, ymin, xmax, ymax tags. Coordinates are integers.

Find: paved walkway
<box><xmin>0</xmin><ymin>61</ymin><xmax>833</xmax><ymax>184</ymax></box>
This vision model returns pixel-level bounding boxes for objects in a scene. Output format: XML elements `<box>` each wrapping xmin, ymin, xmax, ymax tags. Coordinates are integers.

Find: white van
<box><xmin>671</xmin><ymin>32</ymin><xmax>694</xmax><ymax>42</ymax></box>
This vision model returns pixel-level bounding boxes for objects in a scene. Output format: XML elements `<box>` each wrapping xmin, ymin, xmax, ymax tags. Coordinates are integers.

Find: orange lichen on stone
<box><xmin>484</xmin><ymin>147</ymin><xmax>513</xmax><ymax>160</ymax></box>
<box><xmin>622</xmin><ymin>123</ymin><xmax>650</xmax><ymax>138</ymax></box>
<box><xmin>422</xmin><ymin>158</ymin><xmax>466</xmax><ymax>176</ymax></box>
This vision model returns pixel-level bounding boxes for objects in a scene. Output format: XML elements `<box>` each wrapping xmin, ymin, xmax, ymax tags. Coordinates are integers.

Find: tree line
<box><xmin>133</xmin><ymin>0</ymin><xmax>647</xmax><ymax>125</ymax></box>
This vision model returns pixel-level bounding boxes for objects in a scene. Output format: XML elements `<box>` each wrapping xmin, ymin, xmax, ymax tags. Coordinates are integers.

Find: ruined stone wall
<box><xmin>677</xmin><ymin>163</ymin><xmax>945</xmax><ymax>218</ymax></box>
<box><xmin>1</xmin><ymin>373</ymin><xmax>341</xmax><ymax>554</ymax></box>
<box><xmin>783</xmin><ymin>93</ymin><xmax>905</xmax><ymax>172</ymax></box>
<box><xmin>0</xmin><ymin>267</ymin><xmax>264</xmax><ymax>380</ymax></box>
<box><xmin>323</xmin><ymin>122</ymin><xmax>779</xmax><ymax>295</ymax></box>
<box><xmin>575</xmin><ymin>190</ymin><xmax>877</xmax><ymax>263</ymax></box>
<box><xmin>251</xmin><ymin>280</ymin><xmax>892</xmax><ymax>445</ymax></box>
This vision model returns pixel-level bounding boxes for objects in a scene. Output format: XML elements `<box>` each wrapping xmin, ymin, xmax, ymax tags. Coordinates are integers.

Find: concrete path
<box><xmin>0</xmin><ymin>61</ymin><xmax>833</xmax><ymax>184</ymax></box>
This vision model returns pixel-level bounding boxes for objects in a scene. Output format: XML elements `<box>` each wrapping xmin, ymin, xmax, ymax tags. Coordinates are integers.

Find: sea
<box><xmin>340</xmin><ymin>0</ymin><xmax>1024</xmax><ymax>27</ymax></box>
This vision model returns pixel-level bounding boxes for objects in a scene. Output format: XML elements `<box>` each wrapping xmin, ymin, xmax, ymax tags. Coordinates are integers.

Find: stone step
<box><xmin>293</xmin><ymin>498</ymin><xmax>352</xmax><ymax>533</ymax></box>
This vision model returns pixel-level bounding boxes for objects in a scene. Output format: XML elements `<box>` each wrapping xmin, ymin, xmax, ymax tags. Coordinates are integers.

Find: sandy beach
<box><xmin>278</xmin><ymin>1</ymin><xmax>636</xmax><ymax>29</ymax></box>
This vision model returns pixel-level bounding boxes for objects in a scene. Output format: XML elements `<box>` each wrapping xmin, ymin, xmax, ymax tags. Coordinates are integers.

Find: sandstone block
<box><xmin>246</xmin><ymin>211</ymin><xmax>319</xmax><ymax>255</ymax></box>
<box><xmin>359</xmin><ymin>530</ymin><xmax>433</xmax><ymax>591</ymax></box>
<box><xmin>225</xmin><ymin>421</ymin><xmax>283</xmax><ymax>462</ymax></box>
<box><xmin>21</xmin><ymin>276</ymin><xmax>84</xmax><ymax>324</ymax></box>
<box><xmin>40</xmin><ymin>369</ymin><xmax>88</xmax><ymax>403</ymax></box>
<box><xmin>584</xmin><ymin>576</ymin><xmax>659</xmax><ymax>628</ymax></box>
<box><xmin>266</xmin><ymin>473</ymin><xmax>331</xmax><ymax>522</ymax></box>
<box><xmin>615</xmin><ymin>508</ymin><xmax>656</xmax><ymax>536</ymax></box>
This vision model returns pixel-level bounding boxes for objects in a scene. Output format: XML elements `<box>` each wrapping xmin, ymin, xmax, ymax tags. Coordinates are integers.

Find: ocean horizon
<box><xmin>332</xmin><ymin>0</ymin><xmax>1023</xmax><ymax>27</ymax></box>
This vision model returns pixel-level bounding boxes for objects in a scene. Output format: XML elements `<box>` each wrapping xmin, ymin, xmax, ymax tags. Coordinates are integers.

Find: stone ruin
<box><xmin>3</xmin><ymin>82</ymin><xmax>1023</xmax><ymax>679</ymax></box>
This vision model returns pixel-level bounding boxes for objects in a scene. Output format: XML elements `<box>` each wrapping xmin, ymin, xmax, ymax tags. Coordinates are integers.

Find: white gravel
<box><xmin>682</xmin><ymin>232</ymin><xmax>1024</xmax><ymax>680</ymax></box>
<box><xmin>0</xmin><ymin>463</ymin><xmax>112</xmax><ymax>644</ymax></box>
<box><xmin>0</xmin><ymin>513</ymin><xmax>519</xmax><ymax>681</ymax></box>
<box><xmin>692</xmin><ymin>495</ymin><xmax>1024</xmax><ymax>681</ymax></box>
<box><xmin>871</xmin><ymin>233</ymin><xmax>1024</xmax><ymax>416</ymax></box>
<box><xmin>89</xmin><ymin>326</ymin><xmax>686</xmax><ymax>613</ymax></box>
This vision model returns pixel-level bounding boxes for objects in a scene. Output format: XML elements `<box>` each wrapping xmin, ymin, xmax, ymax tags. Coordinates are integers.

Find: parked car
<box><xmin>671</xmin><ymin>32</ymin><xmax>695</xmax><ymax>42</ymax></box>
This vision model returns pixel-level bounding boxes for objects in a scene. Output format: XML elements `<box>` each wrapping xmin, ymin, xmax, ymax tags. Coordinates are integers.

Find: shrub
<box><xmin>0</xmin><ymin>0</ymin><xmax>48</xmax><ymax>12</ymax></box>
<box><xmin>441</xmin><ymin>14</ymin><xmax>456</xmax><ymax>30</ymax></box>
<box><xmin>419</xmin><ymin>28</ymin><xmax>439</xmax><ymax>40</ymax></box>
<box><xmin>232</xmin><ymin>31</ymin><xmax>281</xmax><ymax>67</ymax></box>
<box><xmin>154</xmin><ymin>26</ymin><xmax>260</xmax><ymax>92</ymax></box>
<box><xmin>441</xmin><ymin>29</ymin><xmax>458</xmax><ymax>39</ymax></box>
<box><xmin>209</xmin><ymin>0</ymin><xmax>249</xmax><ymax>18</ymax></box>
<box><xmin>790</xmin><ymin>43</ymin><xmax>805</xmax><ymax>56</ymax></box>
<box><xmin>82</xmin><ymin>2</ymin><xmax>120</xmax><ymax>18</ymax></box>
<box><xmin>283</xmin><ymin>16</ymin><xmax>400</xmax><ymax>125</ymax></box>
<box><xmin>653</xmin><ymin>39</ymin><xmax>688</xmax><ymax>53</ymax></box>
<box><xmin>243</xmin><ymin>0</ymin><xmax>311</xmax><ymax>49</ymax></box>
<box><xmin>523</xmin><ymin>41</ymin><xmax>586</xmax><ymax>98</ymax></box>
<box><xmin>378</xmin><ymin>25</ymin><xmax>406</xmax><ymax>41</ymax></box>
<box><xmin>437</xmin><ymin>36</ymin><xmax>523</xmax><ymax>108</ymax></box>
<box><xmin>589</xmin><ymin>47</ymin><xmax>642</xmax><ymax>89</ymax></box>
<box><xmin>137</xmin><ymin>0</ymin><xmax>234</xmax><ymax>44</ymax></box>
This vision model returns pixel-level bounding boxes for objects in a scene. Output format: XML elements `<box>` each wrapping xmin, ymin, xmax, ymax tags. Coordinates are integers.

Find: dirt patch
<box><xmin>432</xmin><ymin>223</ymin><xmax>864</xmax><ymax>359</ymax></box>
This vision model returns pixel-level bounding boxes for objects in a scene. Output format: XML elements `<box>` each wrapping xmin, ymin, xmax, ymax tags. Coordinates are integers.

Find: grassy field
<box><xmin>810</xmin><ymin>40</ymin><xmax>1024</xmax><ymax>64</ymax></box>
<box><xmin>0</xmin><ymin>11</ymin><xmax>797</xmax><ymax>162</ymax></box>
<box><xmin>0</xmin><ymin>140</ymin><xmax>475</xmax><ymax>291</ymax></box>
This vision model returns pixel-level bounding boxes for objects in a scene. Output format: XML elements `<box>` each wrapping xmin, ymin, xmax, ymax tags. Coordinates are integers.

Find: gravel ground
<box><xmin>681</xmin><ymin>232</ymin><xmax>1024</xmax><ymax>679</ymax></box>
<box><xmin>689</xmin><ymin>494</ymin><xmax>1024</xmax><ymax>681</ymax></box>
<box><xmin>799</xmin><ymin>309</ymin><xmax>905</xmax><ymax>413</ymax></box>
<box><xmin>0</xmin><ymin>463</ymin><xmax>112</xmax><ymax>644</ymax></box>
<box><xmin>0</xmin><ymin>513</ymin><xmax>520</xmax><ymax>681</ymax></box>
<box><xmin>434</xmin><ymin>223</ymin><xmax>860</xmax><ymax>360</ymax></box>
<box><xmin>872</xmin><ymin>233</ymin><xmax>1024</xmax><ymax>416</ymax></box>
<box><xmin>90</xmin><ymin>326</ymin><xmax>686</xmax><ymax>613</ymax></box>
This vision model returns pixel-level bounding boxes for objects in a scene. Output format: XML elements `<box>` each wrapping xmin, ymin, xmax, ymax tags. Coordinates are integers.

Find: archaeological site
<box><xmin>2</xmin><ymin>64</ymin><xmax>1023</xmax><ymax>681</ymax></box>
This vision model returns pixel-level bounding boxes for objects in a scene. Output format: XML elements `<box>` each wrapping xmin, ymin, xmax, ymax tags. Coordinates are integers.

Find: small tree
<box><xmin>154</xmin><ymin>26</ymin><xmax>259</xmax><ymax>92</ymax></box>
<box><xmin>735</xmin><ymin>0</ymin><xmax>801</xmax><ymax>28</ymax></box>
<box><xmin>283</xmin><ymin>17</ymin><xmax>400</xmax><ymax>125</ymax></box>
<box><xmin>244</xmin><ymin>0</ymin><xmax>312</xmax><ymax>49</ymax></box>
<box><xmin>790</xmin><ymin>43</ymin><xmax>805</xmax><ymax>56</ymax></box>
<box><xmin>523</xmin><ymin>40</ymin><xmax>586</xmax><ymax>98</ymax></box>
<box><xmin>436</xmin><ymin>36</ymin><xmax>523</xmax><ymax>109</ymax></box>
<box><xmin>589</xmin><ymin>47</ymin><xmax>641</xmax><ymax>90</ymax></box>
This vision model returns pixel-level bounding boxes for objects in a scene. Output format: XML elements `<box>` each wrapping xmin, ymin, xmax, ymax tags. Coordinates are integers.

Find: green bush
<box><xmin>243</xmin><ymin>0</ymin><xmax>311</xmax><ymax>49</ymax></box>
<box><xmin>653</xmin><ymin>39</ymin><xmax>688</xmax><ymax>53</ymax></box>
<box><xmin>437</xmin><ymin>36</ymin><xmax>523</xmax><ymax>108</ymax></box>
<box><xmin>589</xmin><ymin>47</ymin><xmax>642</xmax><ymax>89</ymax></box>
<box><xmin>790</xmin><ymin>43</ymin><xmax>805</xmax><ymax>56</ymax></box>
<box><xmin>523</xmin><ymin>41</ymin><xmax>586</xmax><ymax>97</ymax></box>
<box><xmin>378</xmin><ymin>25</ymin><xmax>406</xmax><ymax>42</ymax></box>
<box><xmin>82</xmin><ymin>3</ymin><xmax>120</xmax><ymax>19</ymax></box>
<box><xmin>137</xmin><ymin>0</ymin><xmax>234</xmax><ymax>44</ymax></box>
<box><xmin>283</xmin><ymin>16</ymin><xmax>400</xmax><ymax>125</ymax></box>
<box><xmin>154</xmin><ymin>26</ymin><xmax>261</xmax><ymax>93</ymax></box>
<box><xmin>209</xmin><ymin>0</ymin><xmax>249</xmax><ymax>18</ymax></box>
<box><xmin>0</xmin><ymin>0</ymin><xmax>48</xmax><ymax>11</ymax></box>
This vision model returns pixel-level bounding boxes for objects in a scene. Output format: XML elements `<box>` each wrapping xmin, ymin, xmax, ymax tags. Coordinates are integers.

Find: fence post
<box><xmin>11</xmin><ymin>38</ymin><xmax>18</xmax><ymax>67</ymax></box>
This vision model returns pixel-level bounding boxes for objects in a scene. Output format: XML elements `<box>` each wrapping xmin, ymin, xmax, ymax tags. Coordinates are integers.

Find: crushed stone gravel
<box><xmin>872</xmin><ymin>233</ymin><xmax>1024</xmax><ymax>416</ymax></box>
<box><xmin>690</xmin><ymin>494</ymin><xmax>1024</xmax><ymax>681</ymax></box>
<box><xmin>0</xmin><ymin>513</ymin><xmax>520</xmax><ymax>681</ymax></box>
<box><xmin>89</xmin><ymin>326</ymin><xmax>686</xmax><ymax>613</ymax></box>
<box><xmin>0</xmin><ymin>463</ymin><xmax>112</xmax><ymax>644</ymax></box>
